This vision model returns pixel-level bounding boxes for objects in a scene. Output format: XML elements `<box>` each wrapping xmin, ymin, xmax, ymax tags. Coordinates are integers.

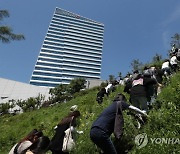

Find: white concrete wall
<box><xmin>0</xmin><ymin>78</ymin><xmax>50</xmax><ymax>104</ymax></box>
<box><xmin>86</xmin><ymin>79</ymin><xmax>105</xmax><ymax>89</ymax></box>
<box><xmin>0</xmin><ymin>78</ymin><xmax>105</xmax><ymax>104</ymax></box>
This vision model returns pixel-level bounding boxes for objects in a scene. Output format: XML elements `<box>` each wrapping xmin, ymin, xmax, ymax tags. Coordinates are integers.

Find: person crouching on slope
<box><xmin>49</xmin><ymin>109</ymin><xmax>83</xmax><ymax>154</ymax></box>
<box><xmin>90</xmin><ymin>93</ymin><xmax>147</xmax><ymax>154</ymax></box>
<box><xmin>9</xmin><ymin>129</ymin><xmax>43</xmax><ymax>154</ymax></box>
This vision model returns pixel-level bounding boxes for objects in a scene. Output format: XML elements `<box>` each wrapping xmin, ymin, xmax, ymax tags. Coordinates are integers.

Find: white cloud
<box><xmin>162</xmin><ymin>5</ymin><xmax>180</xmax><ymax>27</ymax></box>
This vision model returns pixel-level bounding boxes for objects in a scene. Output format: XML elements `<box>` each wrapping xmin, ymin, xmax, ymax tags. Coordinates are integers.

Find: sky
<box><xmin>1</xmin><ymin>0</ymin><xmax>180</xmax><ymax>83</ymax></box>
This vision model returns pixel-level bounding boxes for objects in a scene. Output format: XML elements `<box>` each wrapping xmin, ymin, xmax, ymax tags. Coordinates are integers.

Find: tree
<box><xmin>152</xmin><ymin>53</ymin><xmax>162</xmax><ymax>63</ymax></box>
<box><xmin>118</xmin><ymin>72</ymin><xmax>122</xmax><ymax>79</ymax></box>
<box><xmin>108</xmin><ymin>75</ymin><xmax>115</xmax><ymax>82</ymax></box>
<box><xmin>0</xmin><ymin>102</ymin><xmax>11</xmax><ymax>115</ymax></box>
<box><xmin>0</xmin><ymin>10</ymin><xmax>25</xmax><ymax>43</ymax></box>
<box><xmin>49</xmin><ymin>78</ymin><xmax>86</xmax><ymax>104</ymax></box>
<box><xmin>49</xmin><ymin>84</ymin><xmax>69</xmax><ymax>103</ymax></box>
<box><xmin>170</xmin><ymin>33</ymin><xmax>180</xmax><ymax>48</ymax></box>
<box><xmin>68</xmin><ymin>78</ymin><xmax>86</xmax><ymax>94</ymax></box>
<box><xmin>130</xmin><ymin>59</ymin><xmax>143</xmax><ymax>72</ymax></box>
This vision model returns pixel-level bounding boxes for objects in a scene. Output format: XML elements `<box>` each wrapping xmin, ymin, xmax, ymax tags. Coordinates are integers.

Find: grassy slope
<box><xmin>0</xmin><ymin>86</ymin><xmax>121</xmax><ymax>153</ymax></box>
<box><xmin>0</xmin><ymin>73</ymin><xmax>180</xmax><ymax>154</ymax></box>
<box><xmin>130</xmin><ymin>72</ymin><xmax>180</xmax><ymax>154</ymax></box>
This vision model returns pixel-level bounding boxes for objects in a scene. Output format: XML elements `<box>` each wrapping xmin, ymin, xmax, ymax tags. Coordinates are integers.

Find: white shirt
<box><xmin>161</xmin><ymin>61</ymin><xmax>170</xmax><ymax>69</ymax></box>
<box><xmin>119</xmin><ymin>80</ymin><xmax>124</xmax><ymax>85</ymax></box>
<box><xmin>171</xmin><ymin>46</ymin><xmax>176</xmax><ymax>53</ymax></box>
<box><xmin>123</xmin><ymin>77</ymin><xmax>129</xmax><ymax>83</ymax></box>
<box><xmin>9</xmin><ymin>141</ymin><xmax>32</xmax><ymax>154</ymax></box>
<box><xmin>105</xmin><ymin>84</ymin><xmax>113</xmax><ymax>93</ymax></box>
<box><xmin>170</xmin><ymin>56</ymin><xmax>177</xmax><ymax>65</ymax></box>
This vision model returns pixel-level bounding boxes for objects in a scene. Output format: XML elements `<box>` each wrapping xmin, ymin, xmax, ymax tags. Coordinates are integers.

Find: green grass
<box><xmin>0</xmin><ymin>73</ymin><xmax>180</xmax><ymax>154</ymax></box>
<box><xmin>129</xmin><ymin>72</ymin><xmax>180</xmax><ymax>154</ymax></box>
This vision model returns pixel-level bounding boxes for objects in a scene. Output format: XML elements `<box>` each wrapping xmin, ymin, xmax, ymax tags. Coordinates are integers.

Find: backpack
<box><xmin>114</xmin><ymin>101</ymin><xmax>124</xmax><ymax>139</ymax></box>
<box><xmin>132</xmin><ymin>78</ymin><xmax>143</xmax><ymax>87</ymax></box>
<box><xmin>14</xmin><ymin>143</ymin><xmax>21</xmax><ymax>154</ymax></box>
<box><xmin>14</xmin><ymin>142</ymin><xmax>29</xmax><ymax>154</ymax></box>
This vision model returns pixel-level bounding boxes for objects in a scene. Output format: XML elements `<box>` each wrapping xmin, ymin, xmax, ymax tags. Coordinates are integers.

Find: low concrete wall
<box><xmin>86</xmin><ymin>79</ymin><xmax>105</xmax><ymax>89</ymax></box>
<box><xmin>0</xmin><ymin>78</ymin><xmax>105</xmax><ymax>104</ymax></box>
<box><xmin>0</xmin><ymin>78</ymin><xmax>50</xmax><ymax>104</ymax></box>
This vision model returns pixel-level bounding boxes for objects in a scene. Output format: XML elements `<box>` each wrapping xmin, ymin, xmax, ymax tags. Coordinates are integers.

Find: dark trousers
<box><xmin>90</xmin><ymin>127</ymin><xmax>117</xmax><ymax>154</ymax></box>
<box><xmin>171</xmin><ymin>64</ymin><xmax>178</xmax><ymax>72</ymax></box>
<box><xmin>130</xmin><ymin>96</ymin><xmax>148</xmax><ymax>111</ymax></box>
<box><xmin>96</xmin><ymin>96</ymin><xmax>103</xmax><ymax>104</ymax></box>
<box><xmin>162</xmin><ymin>67</ymin><xmax>171</xmax><ymax>75</ymax></box>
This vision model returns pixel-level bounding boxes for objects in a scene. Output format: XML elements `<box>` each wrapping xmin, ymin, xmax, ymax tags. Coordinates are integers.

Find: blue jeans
<box><xmin>90</xmin><ymin>127</ymin><xmax>117</xmax><ymax>154</ymax></box>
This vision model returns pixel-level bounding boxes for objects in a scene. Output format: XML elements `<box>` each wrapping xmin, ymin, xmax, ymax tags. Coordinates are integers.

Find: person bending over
<box><xmin>9</xmin><ymin>129</ymin><xmax>43</xmax><ymax>154</ymax></box>
<box><xmin>90</xmin><ymin>93</ymin><xmax>147</xmax><ymax>154</ymax></box>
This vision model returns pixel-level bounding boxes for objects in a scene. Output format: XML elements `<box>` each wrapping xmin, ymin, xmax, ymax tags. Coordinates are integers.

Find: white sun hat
<box><xmin>70</xmin><ymin>105</ymin><xmax>78</xmax><ymax>112</ymax></box>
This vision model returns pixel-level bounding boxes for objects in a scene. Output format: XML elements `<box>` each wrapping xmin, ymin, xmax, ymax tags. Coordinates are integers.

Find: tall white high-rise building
<box><xmin>30</xmin><ymin>7</ymin><xmax>104</xmax><ymax>87</ymax></box>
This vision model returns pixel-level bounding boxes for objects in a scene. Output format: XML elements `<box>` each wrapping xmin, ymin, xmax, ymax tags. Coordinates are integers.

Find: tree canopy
<box><xmin>49</xmin><ymin>78</ymin><xmax>86</xmax><ymax>104</ymax></box>
<box><xmin>171</xmin><ymin>33</ymin><xmax>180</xmax><ymax>48</ymax></box>
<box><xmin>0</xmin><ymin>10</ymin><xmax>25</xmax><ymax>43</ymax></box>
<box><xmin>130</xmin><ymin>59</ymin><xmax>143</xmax><ymax>72</ymax></box>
